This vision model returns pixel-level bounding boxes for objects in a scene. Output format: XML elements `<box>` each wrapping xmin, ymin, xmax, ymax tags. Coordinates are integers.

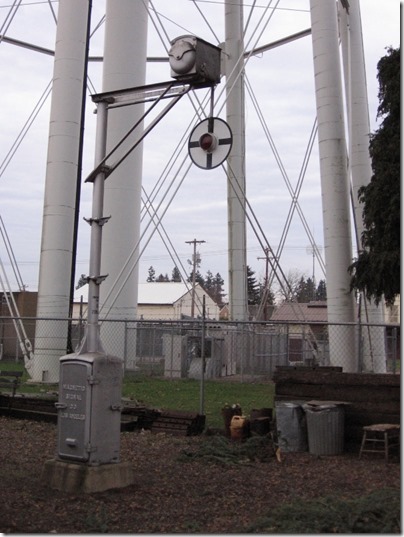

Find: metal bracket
<box><xmin>83</xmin><ymin>215</ymin><xmax>111</xmax><ymax>226</ymax></box>
<box><xmin>84</xmin><ymin>164</ymin><xmax>111</xmax><ymax>184</ymax></box>
<box><xmin>87</xmin><ymin>274</ymin><xmax>108</xmax><ymax>285</ymax></box>
<box><xmin>91</xmin><ymin>79</ymin><xmax>202</xmax><ymax>108</ymax></box>
<box><xmin>84</xmin><ymin>81</ymin><xmax>194</xmax><ymax>184</ymax></box>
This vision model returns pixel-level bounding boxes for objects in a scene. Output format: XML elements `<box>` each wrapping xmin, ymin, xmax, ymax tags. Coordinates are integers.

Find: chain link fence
<box><xmin>0</xmin><ymin>316</ymin><xmax>400</xmax><ymax>380</ymax></box>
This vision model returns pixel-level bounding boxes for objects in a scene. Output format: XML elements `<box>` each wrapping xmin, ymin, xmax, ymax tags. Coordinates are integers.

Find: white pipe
<box><xmin>100</xmin><ymin>0</ymin><xmax>148</xmax><ymax>327</ymax></box>
<box><xmin>225</xmin><ymin>0</ymin><xmax>248</xmax><ymax>321</ymax></box>
<box><xmin>339</xmin><ymin>0</ymin><xmax>386</xmax><ymax>372</ymax></box>
<box><xmin>33</xmin><ymin>0</ymin><xmax>91</xmax><ymax>382</ymax></box>
<box><xmin>310</xmin><ymin>0</ymin><xmax>356</xmax><ymax>371</ymax></box>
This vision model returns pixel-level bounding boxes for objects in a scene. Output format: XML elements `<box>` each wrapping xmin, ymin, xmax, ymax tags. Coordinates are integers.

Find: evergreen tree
<box><xmin>147</xmin><ymin>266</ymin><xmax>156</xmax><ymax>282</ymax></box>
<box><xmin>295</xmin><ymin>276</ymin><xmax>310</xmax><ymax>303</ymax></box>
<box><xmin>294</xmin><ymin>277</ymin><xmax>318</xmax><ymax>302</ymax></box>
<box><xmin>316</xmin><ymin>279</ymin><xmax>327</xmax><ymax>301</ymax></box>
<box><xmin>349</xmin><ymin>47</ymin><xmax>400</xmax><ymax>305</ymax></box>
<box><xmin>195</xmin><ymin>271</ymin><xmax>205</xmax><ymax>286</ymax></box>
<box><xmin>212</xmin><ymin>272</ymin><xmax>226</xmax><ymax>307</ymax></box>
<box><xmin>247</xmin><ymin>266</ymin><xmax>260</xmax><ymax>305</ymax></box>
<box><xmin>278</xmin><ymin>269</ymin><xmax>306</xmax><ymax>303</ymax></box>
<box><xmin>156</xmin><ymin>273</ymin><xmax>169</xmax><ymax>282</ymax></box>
<box><xmin>204</xmin><ymin>270</ymin><xmax>214</xmax><ymax>295</ymax></box>
<box><xmin>171</xmin><ymin>266</ymin><xmax>181</xmax><ymax>282</ymax></box>
<box><xmin>188</xmin><ymin>270</ymin><xmax>204</xmax><ymax>287</ymax></box>
<box><xmin>201</xmin><ymin>270</ymin><xmax>224</xmax><ymax>307</ymax></box>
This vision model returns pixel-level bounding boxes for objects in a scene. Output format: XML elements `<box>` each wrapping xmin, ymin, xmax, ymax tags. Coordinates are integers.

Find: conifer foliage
<box><xmin>349</xmin><ymin>47</ymin><xmax>400</xmax><ymax>305</ymax></box>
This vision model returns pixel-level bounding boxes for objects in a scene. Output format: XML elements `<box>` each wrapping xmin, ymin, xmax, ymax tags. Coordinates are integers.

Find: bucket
<box><xmin>250</xmin><ymin>416</ymin><xmax>271</xmax><ymax>436</ymax></box>
<box><xmin>230</xmin><ymin>415</ymin><xmax>249</xmax><ymax>440</ymax></box>
<box><xmin>250</xmin><ymin>408</ymin><xmax>272</xmax><ymax>436</ymax></box>
<box><xmin>250</xmin><ymin>408</ymin><xmax>273</xmax><ymax>421</ymax></box>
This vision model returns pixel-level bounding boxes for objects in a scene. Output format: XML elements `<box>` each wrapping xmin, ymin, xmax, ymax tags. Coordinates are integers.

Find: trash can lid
<box><xmin>275</xmin><ymin>400</ymin><xmax>307</xmax><ymax>408</ymax></box>
<box><xmin>306</xmin><ymin>400</ymin><xmax>351</xmax><ymax>406</ymax></box>
<box><xmin>303</xmin><ymin>403</ymin><xmax>337</xmax><ymax>412</ymax></box>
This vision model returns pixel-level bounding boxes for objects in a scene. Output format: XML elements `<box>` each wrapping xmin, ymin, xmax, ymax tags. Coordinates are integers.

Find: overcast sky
<box><xmin>0</xmin><ymin>0</ymin><xmax>400</xmax><ymax>298</ymax></box>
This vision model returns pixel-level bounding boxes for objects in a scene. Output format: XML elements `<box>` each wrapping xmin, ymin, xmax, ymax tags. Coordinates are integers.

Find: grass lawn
<box><xmin>123</xmin><ymin>376</ymin><xmax>274</xmax><ymax>429</ymax></box>
<box><xmin>1</xmin><ymin>361</ymin><xmax>274</xmax><ymax>429</ymax></box>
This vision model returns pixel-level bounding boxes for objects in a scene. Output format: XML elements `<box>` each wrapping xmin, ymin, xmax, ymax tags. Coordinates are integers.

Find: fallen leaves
<box><xmin>0</xmin><ymin>416</ymin><xmax>400</xmax><ymax>534</ymax></box>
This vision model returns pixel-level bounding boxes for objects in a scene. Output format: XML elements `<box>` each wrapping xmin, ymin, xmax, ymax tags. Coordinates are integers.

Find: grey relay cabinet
<box><xmin>56</xmin><ymin>352</ymin><xmax>123</xmax><ymax>465</ymax></box>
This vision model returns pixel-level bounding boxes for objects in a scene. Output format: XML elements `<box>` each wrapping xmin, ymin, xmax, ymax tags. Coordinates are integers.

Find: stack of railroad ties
<box><xmin>121</xmin><ymin>402</ymin><xmax>206</xmax><ymax>436</ymax></box>
<box><xmin>0</xmin><ymin>391</ymin><xmax>206</xmax><ymax>436</ymax></box>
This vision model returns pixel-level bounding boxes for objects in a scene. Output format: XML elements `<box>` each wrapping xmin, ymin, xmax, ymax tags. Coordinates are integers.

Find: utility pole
<box><xmin>186</xmin><ymin>239</ymin><xmax>205</xmax><ymax>318</ymax></box>
<box><xmin>257</xmin><ymin>248</ymin><xmax>270</xmax><ymax>321</ymax></box>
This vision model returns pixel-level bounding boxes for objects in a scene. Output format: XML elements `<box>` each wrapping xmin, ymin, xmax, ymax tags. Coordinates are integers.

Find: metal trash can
<box><xmin>275</xmin><ymin>401</ymin><xmax>308</xmax><ymax>452</ymax></box>
<box><xmin>304</xmin><ymin>404</ymin><xmax>345</xmax><ymax>455</ymax></box>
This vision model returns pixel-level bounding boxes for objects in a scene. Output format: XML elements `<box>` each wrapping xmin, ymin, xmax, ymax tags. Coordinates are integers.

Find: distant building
<box><xmin>0</xmin><ymin>291</ymin><xmax>37</xmax><ymax>360</ymax></box>
<box><xmin>136</xmin><ymin>282</ymin><xmax>220</xmax><ymax>320</ymax></box>
<box><xmin>270</xmin><ymin>301</ymin><xmax>328</xmax><ymax>324</ymax></box>
<box><xmin>73</xmin><ymin>282</ymin><xmax>221</xmax><ymax>320</ymax></box>
<box><xmin>270</xmin><ymin>301</ymin><xmax>328</xmax><ymax>363</ymax></box>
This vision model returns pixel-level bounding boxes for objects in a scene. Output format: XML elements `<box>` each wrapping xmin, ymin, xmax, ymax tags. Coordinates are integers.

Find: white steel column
<box><xmin>32</xmin><ymin>0</ymin><xmax>91</xmax><ymax>382</ymax></box>
<box><xmin>225</xmin><ymin>0</ymin><xmax>248</xmax><ymax>321</ymax></box>
<box><xmin>338</xmin><ymin>0</ymin><xmax>386</xmax><ymax>372</ymax></box>
<box><xmin>99</xmin><ymin>1</ymin><xmax>148</xmax><ymax>361</ymax></box>
<box><xmin>310</xmin><ymin>0</ymin><xmax>357</xmax><ymax>371</ymax></box>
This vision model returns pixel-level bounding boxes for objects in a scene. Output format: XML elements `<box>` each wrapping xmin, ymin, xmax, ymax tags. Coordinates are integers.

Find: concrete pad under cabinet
<box><xmin>43</xmin><ymin>459</ymin><xmax>134</xmax><ymax>493</ymax></box>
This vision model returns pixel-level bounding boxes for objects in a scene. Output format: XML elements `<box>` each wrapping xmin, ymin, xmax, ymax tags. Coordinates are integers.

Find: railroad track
<box><xmin>0</xmin><ymin>393</ymin><xmax>205</xmax><ymax>436</ymax></box>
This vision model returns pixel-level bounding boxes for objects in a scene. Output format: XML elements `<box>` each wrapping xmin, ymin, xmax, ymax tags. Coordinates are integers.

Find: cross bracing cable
<box><xmin>99</xmin><ymin>157</ymin><xmax>194</xmax><ymax>319</ymax></box>
<box><xmin>92</xmin><ymin>2</ymin><xmax>218</xmax><ymax>316</ymax></box>
<box><xmin>147</xmin><ymin>0</ymin><xmax>171</xmax><ymax>51</ymax></box>
<box><xmin>191</xmin><ymin>0</ymin><xmax>220</xmax><ymax>43</ymax></box>
<box><xmin>99</xmin><ymin>0</ymin><xmax>316</xmax><ymax>317</ymax></box>
<box><xmin>0</xmin><ymin>1</ymin><xmax>326</xmax><ymax>326</ymax></box>
<box><xmin>0</xmin><ymin>0</ymin><xmax>22</xmax><ymax>41</ymax></box>
<box><xmin>223</xmin><ymin>157</ymin><xmax>322</xmax><ymax>340</ymax></box>
<box><xmin>140</xmin><ymin>88</ymin><xmax>210</xmax><ymax>221</ymax></box>
<box><xmin>244</xmin><ymin>76</ymin><xmax>325</xmax><ymax>277</ymax></box>
<box><xmin>0</xmin><ymin>215</ymin><xmax>25</xmax><ymax>291</ymax></box>
<box><xmin>0</xmin><ymin>255</ymin><xmax>34</xmax><ymax>367</ymax></box>
<box><xmin>102</xmin><ymin>86</ymin><xmax>213</xmax><ymax>317</ymax></box>
<box><xmin>0</xmin><ymin>80</ymin><xmax>52</xmax><ymax>179</ymax></box>
<box><xmin>46</xmin><ymin>0</ymin><xmax>56</xmax><ymax>23</ymax></box>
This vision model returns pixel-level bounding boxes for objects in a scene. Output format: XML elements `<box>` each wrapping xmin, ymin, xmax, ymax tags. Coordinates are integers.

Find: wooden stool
<box><xmin>359</xmin><ymin>424</ymin><xmax>400</xmax><ymax>462</ymax></box>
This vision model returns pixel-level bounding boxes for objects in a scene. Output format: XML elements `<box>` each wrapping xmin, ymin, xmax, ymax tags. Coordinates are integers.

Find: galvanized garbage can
<box><xmin>275</xmin><ymin>401</ymin><xmax>308</xmax><ymax>452</ymax></box>
<box><xmin>304</xmin><ymin>404</ymin><xmax>345</xmax><ymax>455</ymax></box>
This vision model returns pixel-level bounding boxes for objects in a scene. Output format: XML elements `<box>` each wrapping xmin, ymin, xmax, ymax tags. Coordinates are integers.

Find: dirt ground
<box><xmin>0</xmin><ymin>416</ymin><xmax>400</xmax><ymax>534</ymax></box>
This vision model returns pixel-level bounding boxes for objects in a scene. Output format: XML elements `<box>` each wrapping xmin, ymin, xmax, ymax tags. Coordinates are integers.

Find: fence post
<box><xmin>391</xmin><ymin>327</ymin><xmax>397</xmax><ymax>374</ymax></box>
<box><xmin>357</xmin><ymin>319</ymin><xmax>363</xmax><ymax>372</ymax></box>
<box><xmin>123</xmin><ymin>320</ymin><xmax>128</xmax><ymax>372</ymax></box>
<box><xmin>199</xmin><ymin>296</ymin><xmax>206</xmax><ymax>415</ymax></box>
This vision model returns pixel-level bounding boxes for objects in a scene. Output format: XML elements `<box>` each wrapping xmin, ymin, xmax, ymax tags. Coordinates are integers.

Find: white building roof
<box><xmin>138</xmin><ymin>282</ymin><xmax>196</xmax><ymax>305</ymax></box>
<box><xmin>74</xmin><ymin>282</ymin><xmax>200</xmax><ymax>305</ymax></box>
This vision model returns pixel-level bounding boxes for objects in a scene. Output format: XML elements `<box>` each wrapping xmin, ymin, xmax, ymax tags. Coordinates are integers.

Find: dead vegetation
<box><xmin>0</xmin><ymin>416</ymin><xmax>400</xmax><ymax>533</ymax></box>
